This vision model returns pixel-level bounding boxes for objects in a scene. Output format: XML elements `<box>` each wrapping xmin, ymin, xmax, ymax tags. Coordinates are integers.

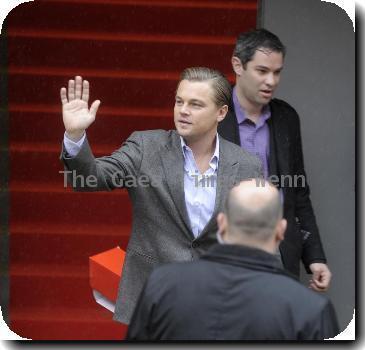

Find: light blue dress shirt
<box><xmin>63</xmin><ymin>132</ymin><xmax>219</xmax><ymax>238</ymax></box>
<box><xmin>180</xmin><ymin>136</ymin><xmax>219</xmax><ymax>238</ymax></box>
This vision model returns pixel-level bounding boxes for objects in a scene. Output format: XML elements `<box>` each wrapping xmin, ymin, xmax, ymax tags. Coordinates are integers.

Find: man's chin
<box><xmin>176</xmin><ymin>128</ymin><xmax>189</xmax><ymax>138</ymax></box>
<box><xmin>176</xmin><ymin>129</ymin><xmax>183</xmax><ymax>137</ymax></box>
<box><xmin>259</xmin><ymin>96</ymin><xmax>272</xmax><ymax>105</ymax></box>
<box><xmin>176</xmin><ymin>129</ymin><xmax>195</xmax><ymax>144</ymax></box>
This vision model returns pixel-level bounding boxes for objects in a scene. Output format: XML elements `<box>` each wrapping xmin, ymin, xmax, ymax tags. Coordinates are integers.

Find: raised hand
<box><xmin>60</xmin><ymin>76</ymin><xmax>101</xmax><ymax>142</ymax></box>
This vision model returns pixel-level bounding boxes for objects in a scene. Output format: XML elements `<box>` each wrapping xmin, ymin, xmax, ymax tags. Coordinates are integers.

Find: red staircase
<box><xmin>6</xmin><ymin>0</ymin><xmax>257</xmax><ymax>340</ymax></box>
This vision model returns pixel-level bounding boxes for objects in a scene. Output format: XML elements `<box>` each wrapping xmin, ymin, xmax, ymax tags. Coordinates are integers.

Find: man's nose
<box><xmin>265</xmin><ymin>73</ymin><xmax>276</xmax><ymax>87</ymax></box>
<box><xmin>180</xmin><ymin>103</ymin><xmax>189</xmax><ymax>114</ymax></box>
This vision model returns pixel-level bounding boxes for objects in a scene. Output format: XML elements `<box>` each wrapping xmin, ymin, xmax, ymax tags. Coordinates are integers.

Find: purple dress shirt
<box><xmin>232</xmin><ymin>87</ymin><xmax>271</xmax><ymax>179</ymax></box>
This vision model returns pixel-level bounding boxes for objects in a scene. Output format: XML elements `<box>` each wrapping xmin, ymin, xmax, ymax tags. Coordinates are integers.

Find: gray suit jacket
<box><xmin>61</xmin><ymin>130</ymin><xmax>261</xmax><ymax>324</ymax></box>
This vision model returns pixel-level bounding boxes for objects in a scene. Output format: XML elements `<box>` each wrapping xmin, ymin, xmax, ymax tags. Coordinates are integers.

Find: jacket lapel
<box><xmin>268</xmin><ymin>117</ymin><xmax>278</xmax><ymax>177</ymax></box>
<box><xmin>268</xmin><ymin>101</ymin><xmax>290</xmax><ymax>181</ymax></box>
<box><xmin>159</xmin><ymin>131</ymin><xmax>193</xmax><ymax>238</ymax></box>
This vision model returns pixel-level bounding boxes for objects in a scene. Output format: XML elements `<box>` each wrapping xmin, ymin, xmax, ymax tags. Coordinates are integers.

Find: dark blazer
<box><xmin>218</xmin><ymin>98</ymin><xmax>326</xmax><ymax>276</ymax></box>
<box><xmin>127</xmin><ymin>244</ymin><xmax>339</xmax><ymax>341</ymax></box>
<box><xmin>61</xmin><ymin>130</ymin><xmax>261</xmax><ymax>324</ymax></box>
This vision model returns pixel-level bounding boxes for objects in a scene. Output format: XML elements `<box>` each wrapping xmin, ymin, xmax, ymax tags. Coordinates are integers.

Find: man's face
<box><xmin>174</xmin><ymin>79</ymin><xmax>227</xmax><ymax>143</ymax></box>
<box><xmin>234</xmin><ymin>49</ymin><xmax>284</xmax><ymax>109</ymax></box>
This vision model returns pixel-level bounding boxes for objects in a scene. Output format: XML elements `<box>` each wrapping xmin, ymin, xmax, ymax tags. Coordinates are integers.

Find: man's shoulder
<box><xmin>270</xmin><ymin>98</ymin><xmax>295</xmax><ymax>111</ymax></box>
<box><xmin>152</xmin><ymin>260</ymin><xmax>201</xmax><ymax>278</ymax></box>
<box><xmin>128</xmin><ymin>129</ymin><xmax>177</xmax><ymax>146</ymax></box>
<box><xmin>270</xmin><ymin>98</ymin><xmax>299</xmax><ymax>121</ymax></box>
<box><xmin>219</xmin><ymin>135</ymin><xmax>242</xmax><ymax>152</ymax></box>
<box><xmin>219</xmin><ymin>135</ymin><xmax>261</xmax><ymax>165</ymax></box>
<box><xmin>149</xmin><ymin>259</ymin><xmax>208</xmax><ymax>285</ymax></box>
<box><xmin>131</xmin><ymin>129</ymin><xmax>174</xmax><ymax>140</ymax></box>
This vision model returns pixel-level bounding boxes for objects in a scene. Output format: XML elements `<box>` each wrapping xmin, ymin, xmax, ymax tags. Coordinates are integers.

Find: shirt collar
<box><xmin>180</xmin><ymin>134</ymin><xmax>220</xmax><ymax>171</ymax></box>
<box><xmin>232</xmin><ymin>86</ymin><xmax>271</xmax><ymax>127</ymax></box>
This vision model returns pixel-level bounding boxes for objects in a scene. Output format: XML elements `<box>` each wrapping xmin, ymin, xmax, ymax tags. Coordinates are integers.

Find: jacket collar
<box><xmin>201</xmin><ymin>243</ymin><xmax>297</xmax><ymax>280</ymax></box>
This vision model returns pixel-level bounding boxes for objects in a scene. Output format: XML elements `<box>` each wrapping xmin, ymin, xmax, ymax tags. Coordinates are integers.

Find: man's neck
<box><xmin>184</xmin><ymin>132</ymin><xmax>217</xmax><ymax>174</ymax></box>
<box><xmin>185</xmin><ymin>133</ymin><xmax>216</xmax><ymax>158</ymax></box>
<box><xmin>235</xmin><ymin>88</ymin><xmax>264</xmax><ymax>124</ymax></box>
<box><xmin>224</xmin><ymin>233</ymin><xmax>277</xmax><ymax>255</ymax></box>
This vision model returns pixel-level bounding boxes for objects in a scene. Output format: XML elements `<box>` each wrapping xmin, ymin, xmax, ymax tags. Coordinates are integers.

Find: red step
<box><xmin>8</xmin><ymin>72</ymin><xmax>179</xmax><ymax>108</ymax></box>
<box><xmin>10</xmin><ymin>148</ymin><xmax>70</xmax><ymax>184</ymax></box>
<box><xmin>9</xmin><ymin>185</ymin><xmax>132</xmax><ymax>225</ymax></box>
<box><xmin>9</xmin><ymin>145</ymin><xmax>135</xmax><ymax>184</ymax></box>
<box><xmin>9</xmin><ymin>306</ymin><xmax>127</xmax><ymax>340</ymax></box>
<box><xmin>7</xmin><ymin>0</ymin><xmax>256</xmax><ymax>37</ymax></box>
<box><xmin>10</xmin><ymin>264</ymin><xmax>128</xmax><ymax>340</ymax></box>
<box><xmin>10</xmin><ymin>264</ymin><xmax>96</xmax><ymax>309</ymax></box>
<box><xmin>9</xmin><ymin>109</ymin><xmax>174</xmax><ymax>144</ymax></box>
<box><xmin>10</xmin><ymin>222</ymin><xmax>130</xmax><ymax>265</ymax></box>
<box><xmin>8</xmin><ymin>36</ymin><xmax>235</xmax><ymax>72</ymax></box>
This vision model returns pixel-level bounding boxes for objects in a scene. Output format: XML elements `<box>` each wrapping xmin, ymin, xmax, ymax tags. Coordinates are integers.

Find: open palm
<box><xmin>60</xmin><ymin>76</ymin><xmax>100</xmax><ymax>140</ymax></box>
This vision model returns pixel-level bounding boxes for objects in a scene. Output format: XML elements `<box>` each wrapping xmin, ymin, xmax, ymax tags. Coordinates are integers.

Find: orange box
<box><xmin>89</xmin><ymin>246</ymin><xmax>125</xmax><ymax>302</ymax></box>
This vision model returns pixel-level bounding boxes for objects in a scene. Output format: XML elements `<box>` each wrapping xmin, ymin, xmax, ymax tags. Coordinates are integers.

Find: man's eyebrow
<box><xmin>255</xmin><ymin>65</ymin><xmax>283</xmax><ymax>72</ymax></box>
<box><xmin>189</xmin><ymin>99</ymin><xmax>205</xmax><ymax>104</ymax></box>
<box><xmin>175</xmin><ymin>96</ymin><xmax>205</xmax><ymax>104</ymax></box>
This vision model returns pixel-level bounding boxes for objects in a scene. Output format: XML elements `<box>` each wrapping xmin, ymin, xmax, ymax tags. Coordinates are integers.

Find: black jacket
<box><xmin>126</xmin><ymin>244</ymin><xmax>339</xmax><ymax>341</ymax></box>
<box><xmin>218</xmin><ymin>98</ymin><xmax>326</xmax><ymax>276</ymax></box>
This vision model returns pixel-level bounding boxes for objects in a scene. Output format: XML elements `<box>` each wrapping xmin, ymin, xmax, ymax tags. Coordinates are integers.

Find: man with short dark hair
<box><xmin>126</xmin><ymin>179</ymin><xmax>339</xmax><ymax>340</ymax></box>
<box><xmin>218</xmin><ymin>29</ymin><xmax>331</xmax><ymax>288</ymax></box>
<box><xmin>60</xmin><ymin>67</ymin><xmax>261</xmax><ymax>324</ymax></box>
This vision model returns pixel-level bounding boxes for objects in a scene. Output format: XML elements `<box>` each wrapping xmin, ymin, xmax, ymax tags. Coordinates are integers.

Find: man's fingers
<box><xmin>75</xmin><ymin>76</ymin><xmax>82</xmax><ymax>99</ymax></box>
<box><xmin>90</xmin><ymin>100</ymin><xmax>101</xmax><ymax>118</ymax></box>
<box><xmin>309</xmin><ymin>275</ymin><xmax>328</xmax><ymax>291</ymax></box>
<box><xmin>309</xmin><ymin>264</ymin><xmax>331</xmax><ymax>292</ymax></box>
<box><xmin>68</xmin><ymin>79</ymin><xmax>75</xmax><ymax>101</ymax></box>
<box><xmin>311</xmin><ymin>270</ymin><xmax>321</xmax><ymax>282</ymax></box>
<box><xmin>309</xmin><ymin>283</ymin><xmax>324</xmax><ymax>292</ymax></box>
<box><xmin>82</xmin><ymin>80</ymin><xmax>90</xmax><ymax>102</ymax></box>
<box><xmin>60</xmin><ymin>87</ymin><xmax>68</xmax><ymax>105</ymax></box>
<box><xmin>312</xmin><ymin>278</ymin><xmax>326</xmax><ymax>288</ymax></box>
<box><xmin>311</xmin><ymin>271</ymin><xmax>323</xmax><ymax>285</ymax></box>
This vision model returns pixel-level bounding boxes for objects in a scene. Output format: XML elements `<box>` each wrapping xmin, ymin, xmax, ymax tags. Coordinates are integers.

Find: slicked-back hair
<box><xmin>225</xmin><ymin>181</ymin><xmax>283</xmax><ymax>241</ymax></box>
<box><xmin>179</xmin><ymin>67</ymin><xmax>232</xmax><ymax>108</ymax></box>
<box><xmin>233</xmin><ymin>28</ymin><xmax>286</xmax><ymax>66</ymax></box>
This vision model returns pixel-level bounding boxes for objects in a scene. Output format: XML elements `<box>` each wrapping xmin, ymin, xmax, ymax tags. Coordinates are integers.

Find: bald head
<box><xmin>225</xmin><ymin>179</ymin><xmax>283</xmax><ymax>241</ymax></box>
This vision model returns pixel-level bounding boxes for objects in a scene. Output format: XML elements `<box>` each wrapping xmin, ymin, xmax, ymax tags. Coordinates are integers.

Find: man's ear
<box><xmin>217</xmin><ymin>212</ymin><xmax>228</xmax><ymax>236</ymax></box>
<box><xmin>232</xmin><ymin>56</ymin><xmax>243</xmax><ymax>76</ymax></box>
<box><xmin>217</xmin><ymin>105</ymin><xmax>228</xmax><ymax>123</ymax></box>
<box><xmin>276</xmin><ymin>218</ymin><xmax>287</xmax><ymax>242</ymax></box>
